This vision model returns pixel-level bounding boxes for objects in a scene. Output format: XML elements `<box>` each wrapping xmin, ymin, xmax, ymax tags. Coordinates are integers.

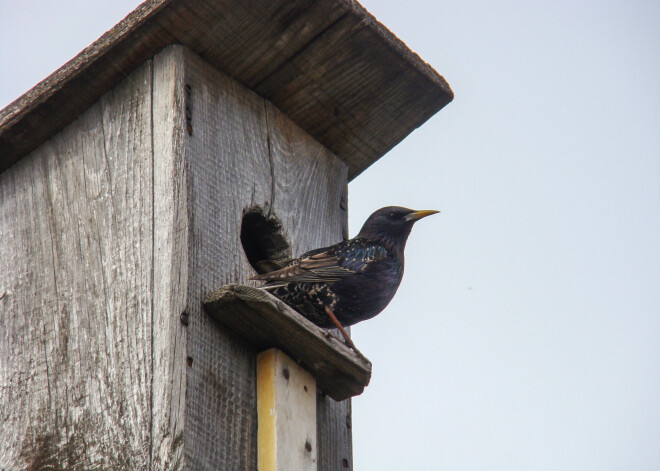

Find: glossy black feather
<box><xmin>250</xmin><ymin>206</ymin><xmax>437</xmax><ymax>328</ymax></box>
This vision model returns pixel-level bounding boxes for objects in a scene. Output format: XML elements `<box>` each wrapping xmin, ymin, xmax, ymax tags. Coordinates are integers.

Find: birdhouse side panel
<box><xmin>172</xmin><ymin>46</ymin><xmax>351</xmax><ymax>470</ymax></box>
<box><xmin>0</xmin><ymin>61</ymin><xmax>154</xmax><ymax>470</ymax></box>
<box><xmin>173</xmin><ymin>46</ymin><xmax>272</xmax><ymax>471</ymax></box>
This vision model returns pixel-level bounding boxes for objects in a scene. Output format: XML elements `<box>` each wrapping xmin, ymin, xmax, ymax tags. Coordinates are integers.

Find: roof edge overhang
<box><xmin>0</xmin><ymin>0</ymin><xmax>453</xmax><ymax>179</ymax></box>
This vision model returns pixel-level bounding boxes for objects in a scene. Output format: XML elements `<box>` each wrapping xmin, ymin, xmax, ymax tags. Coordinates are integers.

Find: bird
<box><xmin>249</xmin><ymin>206</ymin><xmax>439</xmax><ymax>352</ymax></box>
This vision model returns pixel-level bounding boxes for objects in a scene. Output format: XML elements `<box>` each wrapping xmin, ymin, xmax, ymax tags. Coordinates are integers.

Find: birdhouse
<box><xmin>0</xmin><ymin>1</ymin><xmax>452</xmax><ymax>470</ymax></box>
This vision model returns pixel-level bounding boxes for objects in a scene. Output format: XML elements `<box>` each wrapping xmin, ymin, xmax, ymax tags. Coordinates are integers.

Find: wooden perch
<box><xmin>204</xmin><ymin>284</ymin><xmax>372</xmax><ymax>401</ymax></box>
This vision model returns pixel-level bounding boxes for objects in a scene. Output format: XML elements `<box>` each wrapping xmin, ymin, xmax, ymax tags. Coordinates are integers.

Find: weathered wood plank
<box><xmin>179</xmin><ymin>46</ymin><xmax>272</xmax><ymax>471</ymax></box>
<box><xmin>178</xmin><ymin>46</ymin><xmax>354</xmax><ymax>470</ymax></box>
<box><xmin>264</xmin><ymin>99</ymin><xmax>351</xmax><ymax>250</ymax></box>
<box><xmin>150</xmin><ymin>45</ymin><xmax>189</xmax><ymax>470</ymax></box>
<box><xmin>317</xmin><ymin>394</ymin><xmax>353</xmax><ymax>471</ymax></box>
<box><xmin>0</xmin><ymin>61</ymin><xmax>154</xmax><ymax>470</ymax></box>
<box><xmin>254</xmin><ymin>9</ymin><xmax>451</xmax><ymax>178</ymax></box>
<box><xmin>1</xmin><ymin>0</ymin><xmax>452</xmax><ymax>179</ymax></box>
<box><xmin>257</xmin><ymin>349</ymin><xmax>317</xmax><ymax>471</ymax></box>
<box><xmin>204</xmin><ymin>285</ymin><xmax>371</xmax><ymax>401</ymax></box>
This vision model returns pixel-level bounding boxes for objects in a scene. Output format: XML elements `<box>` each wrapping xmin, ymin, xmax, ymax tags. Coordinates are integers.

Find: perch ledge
<box><xmin>204</xmin><ymin>284</ymin><xmax>372</xmax><ymax>401</ymax></box>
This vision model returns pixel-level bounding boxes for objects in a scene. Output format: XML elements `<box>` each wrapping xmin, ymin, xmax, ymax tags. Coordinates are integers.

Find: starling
<box><xmin>250</xmin><ymin>206</ymin><xmax>438</xmax><ymax>350</ymax></box>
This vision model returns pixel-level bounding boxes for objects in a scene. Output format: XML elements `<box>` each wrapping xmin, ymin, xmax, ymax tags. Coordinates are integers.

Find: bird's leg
<box><xmin>324</xmin><ymin>306</ymin><xmax>365</xmax><ymax>358</ymax></box>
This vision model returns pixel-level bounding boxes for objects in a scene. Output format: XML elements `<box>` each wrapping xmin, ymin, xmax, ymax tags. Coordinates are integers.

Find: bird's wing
<box><xmin>250</xmin><ymin>250</ymin><xmax>354</xmax><ymax>283</ymax></box>
<box><xmin>250</xmin><ymin>239</ymin><xmax>389</xmax><ymax>284</ymax></box>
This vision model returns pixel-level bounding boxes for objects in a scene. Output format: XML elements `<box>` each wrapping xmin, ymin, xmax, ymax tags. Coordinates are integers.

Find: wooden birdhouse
<box><xmin>0</xmin><ymin>1</ymin><xmax>452</xmax><ymax>469</ymax></box>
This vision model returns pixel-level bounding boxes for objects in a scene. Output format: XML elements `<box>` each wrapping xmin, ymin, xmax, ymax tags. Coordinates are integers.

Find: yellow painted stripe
<box><xmin>257</xmin><ymin>349</ymin><xmax>277</xmax><ymax>471</ymax></box>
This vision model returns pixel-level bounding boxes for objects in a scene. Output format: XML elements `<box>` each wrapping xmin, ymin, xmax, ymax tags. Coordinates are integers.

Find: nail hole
<box><xmin>304</xmin><ymin>385</ymin><xmax>308</xmax><ymax>392</ymax></box>
<box><xmin>186</xmin><ymin>356</ymin><xmax>193</xmax><ymax>367</ymax></box>
<box><xmin>282</xmin><ymin>368</ymin><xmax>290</xmax><ymax>380</ymax></box>
<box><xmin>305</xmin><ymin>441</ymin><xmax>312</xmax><ymax>452</ymax></box>
<box><xmin>342</xmin><ymin>458</ymin><xmax>349</xmax><ymax>467</ymax></box>
<box><xmin>240</xmin><ymin>207</ymin><xmax>290</xmax><ymax>274</ymax></box>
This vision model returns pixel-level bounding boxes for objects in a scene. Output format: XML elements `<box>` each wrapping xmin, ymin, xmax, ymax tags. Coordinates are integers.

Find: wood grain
<box><xmin>179</xmin><ymin>47</ymin><xmax>272</xmax><ymax>471</ymax></box>
<box><xmin>179</xmin><ymin>46</ymin><xmax>354</xmax><ymax>469</ymax></box>
<box><xmin>0</xmin><ymin>61</ymin><xmax>154</xmax><ymax>470</ymax></box>
<box><xmin>150</xmin><ymin>45</ymin><xmax>189</xmax><ymax>470</ymax></box>
<box><xmin>317</xmin><ymin>394</ymin><xmax>354</xmax><ymax>471</ymax></box>
<box><xmin>257</xmin><ymin>349</ymin><xmax>317</xmax><ymax>471</ymax></box>
<box><xmin>0</xmin><ymin>0</ymin><xmax>453</xmax><ymax>179</ymax></box>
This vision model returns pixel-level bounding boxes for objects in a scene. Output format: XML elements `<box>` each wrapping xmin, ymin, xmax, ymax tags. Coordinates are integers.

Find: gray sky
<box><xmin>2</xmin><ymin>1</ymin><xmax>658</xmax><ymax>470</ymax></box>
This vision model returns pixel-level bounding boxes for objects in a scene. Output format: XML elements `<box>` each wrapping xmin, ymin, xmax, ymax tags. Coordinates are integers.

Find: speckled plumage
<box><xmin>250</xmin><ymin>206</ymin><xmax>438</xmax><ymax>329</ymax></box>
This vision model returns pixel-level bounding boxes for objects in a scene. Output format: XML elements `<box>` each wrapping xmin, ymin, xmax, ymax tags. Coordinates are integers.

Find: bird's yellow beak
<box><xmin>405</xmin><ymin>209</ymin><xmax>440</xmax><ymax>222</ymax></box>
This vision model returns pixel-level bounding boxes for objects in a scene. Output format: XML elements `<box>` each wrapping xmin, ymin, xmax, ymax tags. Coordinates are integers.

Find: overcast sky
<box><xmin>1</xmin><ymin>1</ymin><xmax>658</xmax><ymax>470</ymax></box>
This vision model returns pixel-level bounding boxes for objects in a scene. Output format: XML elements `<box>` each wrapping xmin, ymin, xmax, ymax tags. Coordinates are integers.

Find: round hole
<box><xmin>240</xmin><ymin>208</ymin><xmax>291</xmax><ymax>274</ymax></box>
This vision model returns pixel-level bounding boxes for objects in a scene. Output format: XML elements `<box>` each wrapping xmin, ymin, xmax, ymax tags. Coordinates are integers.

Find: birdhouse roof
<box><xmin>0</xmin><ymin>0</ymin><xmax>453</xmax><ymax>179</ymax></box>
